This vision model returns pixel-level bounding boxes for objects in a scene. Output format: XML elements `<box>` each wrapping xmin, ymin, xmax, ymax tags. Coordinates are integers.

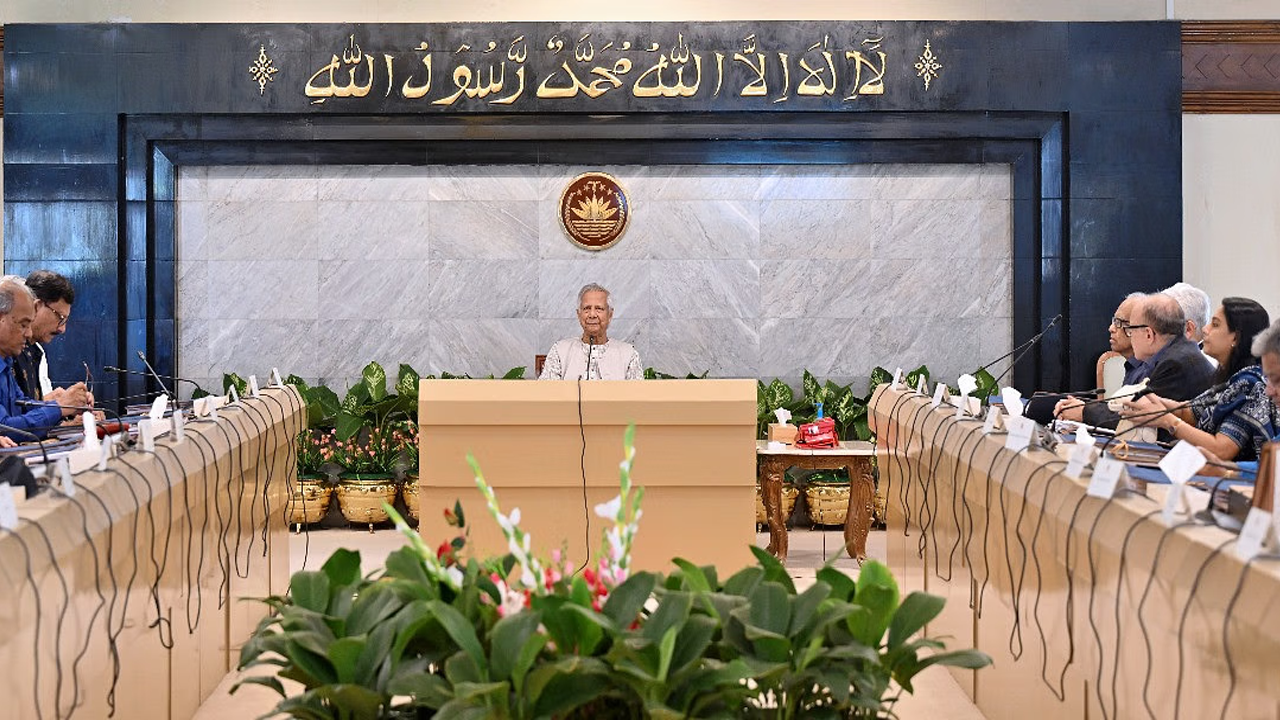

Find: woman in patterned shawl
<box><xmin>1123</xmin><ymin>297</ymin><xmax>1275</xmax><ymax>461</ymax></box>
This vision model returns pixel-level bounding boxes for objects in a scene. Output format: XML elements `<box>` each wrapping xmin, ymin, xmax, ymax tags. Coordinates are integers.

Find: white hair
<box><xmin>0</xmin><ymin>275</ymin><xmax>33</xmax><ymax>315</ymax></box>
<box><xmin>1161</xmin><ymin>282</ymin><xmax>1212</xmax><ymax>336</ymax></box>
<box><xmin>577</xmin><ymin>283</ymin><xmax>613</xmax><ymax>311</ymax></box>
<box><xmin>1253</xmin><ymin>318</ymin><xmax>1280</xmax><ymax>359</ymax></box>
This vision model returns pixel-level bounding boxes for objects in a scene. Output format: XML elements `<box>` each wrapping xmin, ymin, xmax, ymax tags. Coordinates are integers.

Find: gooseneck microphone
<box><xmin>104</xmin><ymin>365</ymin><xmax>204</xmax><ymax>389</ymax></box>
<box><xmin>584</xmin><ymin>334</ymin><xmax>598</xmax><ymax>381</ymax></box>
<box><xmin>134</xmin><ymin>351</ymin><xmax>174</xmax><ymax>399</ymax></box>
<box><xmin>988</xmin><ymin>314</ymin><xmax>1064</xmax><ymax>387</ymax></box>
<box><xmin>16</xmin><ymin>400</ymin><xmax>126</xmax><ymax>433</ymax></box>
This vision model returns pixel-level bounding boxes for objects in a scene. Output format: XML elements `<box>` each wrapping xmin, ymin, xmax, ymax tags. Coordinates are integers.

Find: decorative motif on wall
<box><xmin>1183</xmin><ymin>21</ymin><xmax>1280</xmax><ymax>113</ymax></box>
<box><xmin>558</xmin><ymin>172</ymin><xmax>631</xmax><ymax>250</ymax></box>
<box><xmin>915</xmin><ymin>40</ymin><xmax>941</xmax><ymax>92</ymax></box>
<box><xmin>249</xmin><ymin>45</ymin><xmax>280</xmax><ymax>96</ymax></box>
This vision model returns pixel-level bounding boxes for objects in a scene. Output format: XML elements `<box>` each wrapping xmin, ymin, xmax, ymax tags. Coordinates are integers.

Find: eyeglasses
<box><xmin>45</xmin><ymin>304</ymin><xmax>69</xmax><ymax>329</ymax></box>
<box><xmin>1123</xmin><ymin>324</ymin><xmax>1150</xmax><ymax>337</ymax></box>
<box><xmin>1110</xmin><ymin>317</ymin><xmax>1130</xmax><ymax>329</ymax></box>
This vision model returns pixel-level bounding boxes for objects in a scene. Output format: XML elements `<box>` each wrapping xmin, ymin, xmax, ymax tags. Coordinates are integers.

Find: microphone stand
<box><xmin>988</xmin><ymin>314</ymin><xmax>1063</xmax><ymax>388</ymax></box>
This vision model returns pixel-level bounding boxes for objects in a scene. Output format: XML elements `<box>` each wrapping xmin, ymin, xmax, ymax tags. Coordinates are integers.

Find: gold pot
<box><xmin>401</xmin><ymin>475</ymin><xmax>420</xmax><ymax>524</ymax></box>
<box><xmin>804</xmin><ymin>484</ymin><xmax>851</xmax><ymax>526</ymax></box>
<box><xmin>755</xmin><ymin>484</ymin><xmax>799</xmax><ymax>524</ymax></box>
<box><xmin>289</xmin><ymin>476</ymin><xmax>334</xmax><ymax>530</ymax></box>
<box><xmin>336</xmin><ymin>474</ymin><xmax>399</xmax><ymax>532</ymax></box>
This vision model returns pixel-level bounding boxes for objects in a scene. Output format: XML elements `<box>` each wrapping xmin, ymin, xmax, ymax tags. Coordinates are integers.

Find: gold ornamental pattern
<box><xmin>559</xmin><ymin>172</ymin><xmax>631</xmax><ymax>250</ymax></box>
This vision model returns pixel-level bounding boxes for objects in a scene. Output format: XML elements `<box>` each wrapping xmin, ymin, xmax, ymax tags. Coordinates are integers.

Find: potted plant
<box><xmin>288</xmin><ymin>427</ymin><xmax>338</xmax><ymax>531</ymax></box>
<box><xmin>235</xmin><ymin>426</ymin><xmax>990</xmax><ymax>718</ymax></box>
<box><xmin>393</xmin><ymin>420</ymin><xmax>421</xmax><ymax>524</ymax></box>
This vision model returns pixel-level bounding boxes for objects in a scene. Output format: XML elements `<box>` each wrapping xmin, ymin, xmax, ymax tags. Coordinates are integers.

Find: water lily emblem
<box><xmin>572</xmin><ymin>194</ymin><xmax>618</xmax><ymax>221</ymax></box>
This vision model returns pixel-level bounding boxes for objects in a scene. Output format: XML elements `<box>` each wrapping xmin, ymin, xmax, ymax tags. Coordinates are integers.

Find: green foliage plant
<box><xmin>237</xmin><ymin>426</ymin><xmax>989</xmax><ymax>720</ymax></box>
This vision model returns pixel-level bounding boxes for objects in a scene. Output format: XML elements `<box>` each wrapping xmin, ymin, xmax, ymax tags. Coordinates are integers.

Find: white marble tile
<box><xmin>205</xmin><ymin>166</ymin><xmax>317</xmax><ymax>203</ymax></box>
<box><xmin>643</xmin><ymin>166</ymin><xmax>763</xmax><ymax>200</ymax></box>
<box><xmin>176</xmin><ymin>200</ymin><xmax>208</xmax><ymax>262</ymax></box>
<box><xmin>176</xmin><ymin>260</ymin><xmax>207</xmax><ymax>321</ymax></box>
<box><xmin>426</xmin><ymin>319</ymin><xmax>540</xmax><ymax>377</ymax></box>
<box><xmin>176</xmin><ymin>318</ymin><xmax>213</xmax><ymax>381</ymax></box>
<box><xmin>651</xmin><ymin>260</ymin><xmax>760</xmax><ymax>318</ymax></box>
<box><xmin>176</xmin><ymin>166</ymin><xmax>207</xmax><ymax>203</ymax></box>
<box><xmin>538</xmin><ymin>260</ymin><xmax>651</xmax><ymax>319</ymax></box>
<box><xmin>313</xmin><ymin>200</ymin><xmax>432</xmax><ymax>261</ymax></box>
<box><xmin>636</xmin><ymin>200</ymin><xmax>759</xmax><ymax>259</ymax></box>
<box><xmin>979</xmin><ymin>164</ymin><xmax>1014</xmax><ymax>201</ymax></box>
<box><xmin>205</xmin><ymin>200</ymin><xmax>319</xmax><ymax>260</ymax></box>
<box><xmin>430</xmin><ymin>201</ymin><xmax>537</xmax><ymax>259</ymax></box>
<box><xmin>428</xmin><ymin>260</ymin><xmax>538</xmax><ymax>318</ymax></box>
<box><xmin>876</xmin><ymin>199</ymin><xmax>984</xmax><ymax>259</ymax></box>
<box><xmin>757</xmin><ymin>165</ymin><xmax>882</xmax><ymax>201</ymax></box>
<box><xmin>758</xmin><ymin>319</ymin><xmax>853</xmax><ymax>379</ymax></box>
<box><xmin>759</xmin><ymin>199</ymin><xmax>881</xmax><ymax>259</ymax></box>
<box><xmin>317</xmin><ymin>259</ymin><xmax>432</xmax><ymax>320</ymax></box>
<box><xmin>204</xmin><ymin>260</ymin><xmax>319</xmax><ymax>320</ymax></box>
<box><xmin>641</xmin><ymin>318</ymin><xmax>760</xmax><ymax>378</ymax></box>
<box><xmin>868</xmin><ymin>165</ymin><xmax>983</xmax><ymax>201</ymax></box>
<box><xmin>978</xmin><ymin>199</ymin><xmax>1014</xmax><ymax>259</ymax></box>
<box><xmin>428</xmin><ymin>165</ymin><xmax>540</xmax><ymax>202</ymax></box>
<box><xmin>316</xmin><ymin>165</ymin><xmax>433</xmax><ymax>202</ymax></box>
<box><xmin>198</xmin><ymin>319</ymin><xmax>324</xmax><ymax>381</ymax></box>
<box><xmin>761</xmin><ymin>258</ymin><xmax>907</xmax><ymax>320</ymax></box>
<box><xmin>309</xmin><ymin>320</ymin><xmax>433</xmax><ymax>386</ymax></box>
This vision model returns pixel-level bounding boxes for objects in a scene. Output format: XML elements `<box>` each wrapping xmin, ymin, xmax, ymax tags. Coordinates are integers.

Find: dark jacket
<box><xmin>13</xmin><ymin>343</ymin><xmax>44</xmax><ymax>401</ymax></box>
<box><xmin>1083</xmin><ymin>334</ymin><xmax>1216</xmax><ymax>429</ymax></box>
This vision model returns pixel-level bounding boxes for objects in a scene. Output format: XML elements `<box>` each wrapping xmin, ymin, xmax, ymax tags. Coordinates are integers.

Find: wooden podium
<box><xmin>418</xmin><ymin>380</ymin><xmax>757</xmax><ymax>574</ymax></box>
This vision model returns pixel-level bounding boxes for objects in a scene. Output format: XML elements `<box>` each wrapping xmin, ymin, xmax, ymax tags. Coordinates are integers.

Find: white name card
<box><xmin>931</xmin><ymin>383</ymin><xmax>948</xmax><ymax>409</ymax></box>
<box><xmin>149</xmin><ymin>394</ymin><xmax>169</xmax><ymax>421</ymax></box>
<box><xmin>1236</xmin><ymin>508</ymin><xmax>1275</xmax><ymax>561</ymax></box>
<box><xmin>58</xmin><ymin>457</ymin><xmax>75</xmax><ymax>499</ymax></box>
<box><xmin>1087</xmin><ymin>456</ymin><xmax>1127</xmax><ymax>499</ymax></box>
<box><xmin>1065</xmin><ymin>443</ymin><xmax>1095</xmax><ymax>481</ymax></box>
<box><xmin>82</xmin><ymin>411</ymin><xmax>100</xmax><ymax>450</ymax></box>
<box><xmin>228</xmin><ymin>385</ymin><xmax>240</xmax><ymax>404</ymax></box>
<box><xmin>172</xmin><ymin>410</ymin><xmax>186</xmax><ymax>442</ymax></box>
<box><xmin>890</xmin><ymin>367</ymin><xmax>904</xmax><ymax>391</ymax></box>
<box><xmin>983</xmin><ymin>406</ymin><xmax>1004</xmax><ymax>435</ymax></box>
<box><xmin>1001</xmin><ymin>387</ymin><xmax>1024</xmax><ymax>418</ymax></box>
<box><xmin>0</xmin><ymin>485</ymin><xmax>17</xmax><ymax>530</ymax></box>
<box><xmin>249</xmin><ymin>375</ymin><xmax>261</xmax><ymax>399</ymax></box>
<box><xmin>1158</xmin><ymin>440</ymin><xmax>1207</xmax><ymax>486</ymax></box>
<box><xmin>915</xmin><ymin>375</ymin><xmax>929</xmax><ymax>395</ymax></box>
<box><xmin>271</xmin><ymin>367</ymin><xmax>284</xmax><ymax>387</ymax></box>
<box><xmin>1004</xmin><ymin>415</ymin><xmax>1036</xmax><ymax>452</ymax></box>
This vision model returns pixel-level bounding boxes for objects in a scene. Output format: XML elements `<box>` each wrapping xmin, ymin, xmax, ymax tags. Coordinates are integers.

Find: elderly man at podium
<box><xmin>538</xmin><ymin>283</ymin><xmax>642</xmax><ymax>381</ymax></box>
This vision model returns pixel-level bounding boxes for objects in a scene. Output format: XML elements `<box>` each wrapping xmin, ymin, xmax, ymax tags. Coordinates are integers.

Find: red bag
<box><xmin>796</xmin><ymin>417</ymin><xmax>838</xmax><ymax>448</ymax></box>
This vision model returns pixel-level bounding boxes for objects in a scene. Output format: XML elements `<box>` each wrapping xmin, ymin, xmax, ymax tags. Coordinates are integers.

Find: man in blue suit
<box><xmin>0</xmin><ymin>276</ymin><xmax>88</xmax><ymax>440</ymax></box>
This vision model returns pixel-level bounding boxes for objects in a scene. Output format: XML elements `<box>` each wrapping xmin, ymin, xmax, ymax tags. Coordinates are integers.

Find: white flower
<box><xmin>509</xmin><ymin>507</ymin><xmax>521</xmax><ymax>526</ymax></box>
<box><xmin>445</xmin><ymin>566</ymin><xmax>464</xmax><ymax>588</ymax></box>
<box><xmin>520</xmin><ymin>567</ymin><xmax>536</xmax><ymax>588</ymax></box>
<box><xmin>595</xmin><ymin>495</ymin><xmax>622</xmax><ymax>519</ymax></box>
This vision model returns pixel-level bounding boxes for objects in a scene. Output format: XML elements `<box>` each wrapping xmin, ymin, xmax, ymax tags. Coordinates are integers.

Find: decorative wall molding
<box><xmin>1183</xmin><ymin>21</ymin><xmax>1280</xmax><ymax>113</ymax></box>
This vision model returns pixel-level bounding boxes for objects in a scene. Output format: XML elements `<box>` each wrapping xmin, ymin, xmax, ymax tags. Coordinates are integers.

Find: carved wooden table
<box><xmin>756</xmin><ymin>440</ymin><xmax>877</xmax><ymax>563</ymax></box>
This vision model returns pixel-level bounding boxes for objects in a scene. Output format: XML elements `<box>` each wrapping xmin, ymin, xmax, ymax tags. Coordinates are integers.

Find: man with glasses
<box><xmin>1058</xmin><ymin>292</ymin><xmax>1216</xmax><ymax>428</ymax></box>
<box><xmin>0</xmin><ymin>276</ymin><xmax>90</xmax><ymax>440</ymax></box>
<box><xmin>16</xmin><ymin>270</ymin><xmax>90</xmax><ymax>408</ymax></box>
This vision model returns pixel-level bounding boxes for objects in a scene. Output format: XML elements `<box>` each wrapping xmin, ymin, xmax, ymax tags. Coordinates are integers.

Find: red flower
<box><xmin>436</xmin><ymin>541</ymin><xmax>456</xmax><ymax>566</ymax></box>
<box><xmin>444</xmin><ymin>508</ymin><xmax>459</xmax><ymax>527</ymax></box>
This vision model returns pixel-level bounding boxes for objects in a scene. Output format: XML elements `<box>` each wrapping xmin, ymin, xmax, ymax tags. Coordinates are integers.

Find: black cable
<box><xmin>117</xmin><ymin>451</ymin><xmax>176</xmax><ymax>649</ymax></box>
<box><xmin>939</xmin><ymin>419</ymin><xmax>985</xmax><ymax>582</ymax></box>
<box><xmin>1</xmin><ymin>523</ymin><xmax>47</xmax><ymax>720</ymax></box>
<box><xmin>19</xmin><ymin>517</ymin><xmax>71</xmax><ymax>720</ymax></box>
<box><xmin>162</xmin><ymin>426</ymin><xmax>212</xmax><ymax>632</ymax></box>
<box><xmin>996</xmin><ymin>450</ymin><xmax>1066</xmax><ymax>661</ymax></box>
<box><xmin>183</xmin><ymin>426</ymin><xmax>227</xmax><ymax>610</ymax></box>
<box><xmin>1106</xmin><ymin>507</ymin><xmax>1163</xmax><ymax>720</ymax></box>
<box><xmin>573</xmin><ymin>376</ymin><xmax>591</xmax><ymax>576</ymax></box>
<box><xmin>210</xmin><ymin>407</ymin><xmax>252</xmax><ymax>580</ymax></box>
<box><xmin>897</xmin><ymin>398</ymin><xmax>934</xmax><ymax>539</ymax></box>
<box><xmin>1135</xmin><ymin>516</ymin><xmax>1203</xmax><ymax>720</ymax></box>
<box><xmin>879</xmin><ymin>390</ymin><xmax>916</xmax><ymax>540</ymax></box>
<box><xmin>1217</xmin><ymin>553</ymin><xmax>1280</xmax><ymax>720</ymax></box>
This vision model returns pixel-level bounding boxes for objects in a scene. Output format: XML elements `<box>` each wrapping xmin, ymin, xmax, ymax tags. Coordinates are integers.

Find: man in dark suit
<box><xmin>1056</xmin><ymin>292</ymin><xmax>1216</xmax><ymax>429</ymax></box>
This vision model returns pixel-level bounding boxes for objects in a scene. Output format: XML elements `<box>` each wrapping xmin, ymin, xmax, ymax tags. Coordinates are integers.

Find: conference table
<box><xmin>871</xmin><ymin>385</ymin><xmax>1280</xmax><ymax>720</ymax></box>
<box><xmin>0</xmin><ymin>388</ymin><xmax>303</xmax><ymax>720</ymax></box>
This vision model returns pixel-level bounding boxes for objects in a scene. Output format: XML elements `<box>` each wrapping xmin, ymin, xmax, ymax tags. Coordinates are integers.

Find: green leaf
<box><xmin>283</xmin><ymin>639</ymin><xmax>336</xmax><ymax>685</ymax></box>
<box><xmin>973</xmin><ymin>366</ymin><xmax>999</xmax><ymax>401</ymax></box>
<box><xmin>387</xmin><ymin>672</ymin><xmax>452</xmax><ymax>707</ymax></box>
<box><xmin>789</xmin><ymin>581</ymin><xmax>832</xmax><ymax>636</ymax></box>
<box><xmin>320</xmin><ymin>548</ymin><xmax>362</xmax><ymax>589</ymax></box>
<box><xmin>601</xmin><ymin>571</ymin><xmax>656</xmax><ymax>628</ymax></box>
<box><xmin>671</xmin><ymin>558</ymin><xmax>712</xmax><ymax>593</ymax></box>
<box><xmin>334</xmin><ymin>411</ymin><xmax>365</xmax><ymax>442</ymax></box>
<box><xmin>395</xmin><ymin>364</ymin><xmax>420</xmax><ymax>401</ymax></box>
<box><xmin>643</xmin><ymin>591</ymin><xmax>694</xmax><ymax>642</ymax></box>
<box><xmin>744</xmin><ymin>581</ymin><xmax>790</xmax><ymax>636</ymax></box>
<box><xmin>868</xmin><ymin>366</ymin><xmax>894</xmax><ymax>396</ymax></box>
<box><xmin>489</xmin><ymin>610</ymin><xmax>543</xmax><ymax>682</ymax></box>
<box><xmin>229</xmin><ymin>674</ymin><xmax>286</xmax><ymax>699</ymax></box>
<box><xmin>914</xmin><ymin>648</ymin><xmax>994</xmax><ymax>672</ymax></box>
<box><xmin>747</xmin><ymin>545</ymin><xmax>796</xmax><ymax>594</ymax></box>
<box><xmin>501</xmin><ymin>366</ymin><xmax>527</xmax><ymax>379</ymax></box>
<box><xmin>530</xmin><ymin>661</ymin><xmax>611</xmax><ymax>717</ymax></box>
<box><xmin>429</xmin><ymin>601</ymin><xmax>488</xmax><ymax>678</ymax></box>
<box><xmin>721</xmin><ymin>565</ymin><xmax>764</xmax><ymax>598</ymax></box>
<box><xmin>888</xmin><ymin>592</ymin><xmax>946</xmax><ymax>648</ymax></box>
<box><xmin>285</xmin><ymin>374</ymin><xmax>310</xmax><ymax>392</ymax></box>
<box><xmin>302</xmin><ymin>385</ymin><xmax>342</xmax><ymax>427</ymax></box>
<box><xmin>328</xmin><ymin>637</ymin><xmax>365</xmax><ymax>683</ymax></box>
<box><xmin>362</xmin><ymin>362</ymin><xmax>388</xmax><ymax>402</ymax></box>
<box><xmin>767</xmin><ymin>378</ymin><xmax>794</xmax><ymax>410</ymax></box>
<box><xmin>223</xmin><ymin>372</ymin><xmax>248</xmax><ymax>397</ymax></box>
<box><xmin>347</xmin><ymin>583</ymin><xmax>402</xmax><ymax>636</ymax></box>
<box><xmin>849</xmin><ymin>560</ymin><xmax>899</xmax><ymax>647</ymax></box>
<box><xmin>289</xmin><ymin>571</ymin><xmax>330</xmax><ymax>613</ymax></box>
<box><xmin>816</xmin><ymin>566</ymin><xmax>857</xmax><ymax>601</ymax></box>
<box><xmin>316</xmin><ymin>684</ymin><xmax>386</xmax><ymax>719</ymax></box>
<box><xmin>802</xmin><ymin>370</ymin><xmax>821</xmax><ymax>404</ymax></box>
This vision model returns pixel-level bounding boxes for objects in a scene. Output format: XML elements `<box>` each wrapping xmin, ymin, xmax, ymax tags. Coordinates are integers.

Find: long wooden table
<box><xmin>871</xmin><ymin>385</ymin><xmax>1280</xmax><ymax>720</ymax></box>
<box><xmin>756</xmin><ymin>440</ymin><xmax>877</xmax><ymax>562</ymax></box>
<box><xmin>0</xmin><ymin>388</ymin><xmax>302</xmax><ymax>720</ymax></box>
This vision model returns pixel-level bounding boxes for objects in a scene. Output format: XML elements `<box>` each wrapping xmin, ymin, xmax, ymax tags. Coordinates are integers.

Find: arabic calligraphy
<box><xmin>292</xmin><ymin>31</ymin><xmax>919</xmax><ymax>106</ymax></box>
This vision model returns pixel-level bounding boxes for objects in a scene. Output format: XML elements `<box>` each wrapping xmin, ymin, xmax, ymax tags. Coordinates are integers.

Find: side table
<box><xmin>756</xmin><ymin>440</ymin><xmax>877</xmax><ymax>563</ymax></box>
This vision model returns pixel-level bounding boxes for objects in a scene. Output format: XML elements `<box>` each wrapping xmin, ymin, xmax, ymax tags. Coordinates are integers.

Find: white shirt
<box><xmin>37</xmin><ymin>343</ymin><xmax>52</xmax><ymax>396</ymax></box>
<box><xmin>538</xmin><ymin>338</ymin><xmax>643</xmax><ymax>381</ymax></box>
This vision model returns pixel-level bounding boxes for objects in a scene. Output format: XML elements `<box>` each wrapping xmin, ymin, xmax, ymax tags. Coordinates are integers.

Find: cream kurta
<box><xmin>538</xmin><ymin>338</ymin><xmax>643</xmax><ymax>380</ymax></box>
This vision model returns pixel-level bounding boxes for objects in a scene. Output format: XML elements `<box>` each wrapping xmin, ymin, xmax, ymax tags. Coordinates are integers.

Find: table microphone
<box><xmin>134</xmin><ymin>351</ymin><xmax>174</xmax><ymax>399</ymax></box>
<box><xmin>0</xmin><ymin>421</ymin><xmax>52</xmax><ymax>498</ymax></box>
<box><xmin>988</xmin><ymin>314</ymin><xmax>1063</xmax><ymax>387</ymax></box>
<box><xmin>16</xmin><ymin>400</ymin><xmax>127</xmax><ymax>437</ymax></box>
<box><xmin>584</xmin><ymin>334</ymin><xmax>597</xmax><ymax>381</ymax></box>
<box><xmin>104</xmin><ymin>365</ymin><xmax>204</xmax><ymax>389</ymax></box>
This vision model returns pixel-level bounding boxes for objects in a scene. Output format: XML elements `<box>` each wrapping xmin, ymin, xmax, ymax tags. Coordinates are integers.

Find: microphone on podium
<box><xmin>584</xmin><ymin>334</ymin><xmax>598</xmax><ymax>381</ymax></box>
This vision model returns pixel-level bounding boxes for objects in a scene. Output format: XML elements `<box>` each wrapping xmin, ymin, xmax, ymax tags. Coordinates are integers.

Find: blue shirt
<box><xmin>0</xmin><ymin>356</ymin><xmax>63</xmax><ymax>439</ymax></box>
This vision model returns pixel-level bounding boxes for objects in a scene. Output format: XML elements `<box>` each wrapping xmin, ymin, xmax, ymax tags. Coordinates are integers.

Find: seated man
<box><xmin>0</xmin><ymin>276</ymin><xmax>89</xmax><ymax>439</ymax></box>
<box><xmin>1056</xmin><ymin>292</ymin><xmax>1216</xmax><ymax>429</ymax></box>
<box><xmin>15</xmin><ymin>270</ymin><xmax>88</xmax><ymax>405</ymax></box>
<box><xmin>538</xmin><ymin>283</ymin><xmax>642</xmax><ymax>381</ymax></box>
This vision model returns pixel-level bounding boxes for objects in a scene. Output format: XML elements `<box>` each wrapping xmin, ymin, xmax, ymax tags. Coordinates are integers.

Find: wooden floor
<box><xmin>196</xmin><ymin>526</ymin><xmax>987</xmax><ymax>720</ymax></box>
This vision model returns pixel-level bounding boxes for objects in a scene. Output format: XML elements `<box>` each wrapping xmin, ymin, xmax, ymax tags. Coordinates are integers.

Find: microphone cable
<box><xmin>242</xmin><ymin>394</ymin><xmax>284</xmax><ymax>558</ymax></box>
<box><xmin>1</xmin><ymin>521</ymin><xmax>49</xmax><ymax>720</ymax></box>
<box><xmin>941</xmin><ymin>417</ymin><xmax>987</xmax><ymax>583</ymax></box>
<box><xmin>208</xmin><ymin>406</ymin><xmax>253</xmax><ymax>580</ymax></box>
<box><xmin>997</xmin><ymin>451</ymin><xmax>1067</xmax><ymax>661</ymax></box>
<box><xmin>19</xmin><ymin>517</ymin><xmax>72</xmax><ymax>720</ymax></box>
<box><xmin>573</xmin><ymin>374</ymin><xmax>591</xmax><ymax>576</ymax></box>
<box><xmin>182</xmin><ymin>425</ymin><xmax>230</xmax><ymax>610</ymax></box>
<box><xmin>149</xmin><ymin>440</ymin><xmax>199</xmax><ymax>633</ymax></box>
<box><xmin>879</xmin><ymin>389</ymin><xmax>917</xmax><ymax>542</ymax></box>
<box><xmin>1216</xmin><ymin>552</ymin><xmax>1280</xmax><ymax>720</ymax></box>
<box><xmin>1102</xmin><ymin>506</ymin><xmax>1163</xmax><ymax>720</ymax></box>
<box><xmin>114</xmin><ymin>452</ymin><xmax>176</xmax><ymax>650</ymax></box>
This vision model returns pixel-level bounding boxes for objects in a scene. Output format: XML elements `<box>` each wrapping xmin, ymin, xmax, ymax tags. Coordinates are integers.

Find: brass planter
<box><xmin>755</xmin><ymin>484</ymin><xmax>799</xmax><ymax>525</ymax></box>
<box><xmin>289</xmin><ymin>475</ymin><xmax>335</xmax><ymax>531</ymax></box>
<box><xmin>337</xmin><ymin>474</ymin><xmax>399</xmax><ymax>532</ymax></box>
<box><xmin>402</xmin><ymin>474</ymin><xmax>420</xmax><ymax>524</ymax></box>
<box><xmin>804</xmin><ymin>484</ymin><xmax>851</xmax><ymax>526</ymax></box>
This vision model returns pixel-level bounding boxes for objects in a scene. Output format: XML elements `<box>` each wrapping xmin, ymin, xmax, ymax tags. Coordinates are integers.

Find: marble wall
<box><xmin>175</xmin><ymin>164</ymin><xmax>1011</xmax><ymax>394</ymax></box>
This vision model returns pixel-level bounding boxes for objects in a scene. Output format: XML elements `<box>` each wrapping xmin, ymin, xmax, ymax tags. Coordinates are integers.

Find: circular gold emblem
<box><xmin>558</xmin><ymin>172</ymin><xmax>630</xmax><ymax>250</ymax></box>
